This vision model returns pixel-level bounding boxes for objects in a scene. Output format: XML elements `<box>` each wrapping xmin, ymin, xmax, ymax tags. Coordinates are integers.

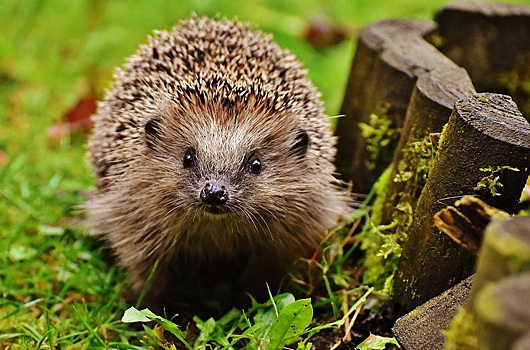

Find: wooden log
<box><xmin>469</xmin><ymin>217</ymin><xmax>530</xmax><ymax>302</ymax></box>
<box><xmin>335</xmin><ymin>19</ymin><xmax>458</xmax><ymax>193</ymax></box>
<box><xmin>444</xmin><ymin>217</ymin><xmax>530</xmax><ymax>349</ymax></box>
<box><xmin>513</xmin><ymin>330</ymin><xmax>530</xmax><ymax>350</ymax></box>
<box><xmin>378</xmin><ymin>67</ymin><xmax>475</xmax><ymax>226</ymax></box>
<box><xmin>392</xmin><ymin>276</ymin><xmax>473</xmax><ymax>350</ymax></box>
<box><xmin>394</xmin><ymin>93</ymin><xmax>530</xmax><ymax>315</ymax></box>
<box><xmin>434</xmin><ymin>2</ymin><xmax>530</xmax><ymax>119</ymax></box>
<box><xmin>474</xmin><ymin>273</ymin><xmax>530</xmax><ymax>350</ymax></box>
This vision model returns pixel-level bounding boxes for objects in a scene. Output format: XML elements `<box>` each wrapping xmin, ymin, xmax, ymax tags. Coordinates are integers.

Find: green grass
<box><xmin>1</xmin><ymin>0</ymin><xmax>527</xmax><ymax>348</ymax></box>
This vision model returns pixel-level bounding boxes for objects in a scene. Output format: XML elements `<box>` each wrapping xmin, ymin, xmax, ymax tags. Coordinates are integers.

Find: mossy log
<box><xmin>434</xmin><ymin>2</ymin><xmax>530</xmax><ymax>119</ymax></box>
<box><xmin>392</xmin><ymin>276</ymin><xmax>473</xmax><ymax>350</ymax></box>
<box><xmin>394</xmin><ymin>93</ymin><xmax>530</xmax><ymax>315</ymax></box>
<box><xmin>474</xmin><ymin>273</ymin><xmax>530</xmax><ymax>350</ymax></box>
<box><xmin>469</xmin><ymin>217</ymin><xmax>530</xmax><ymax>350</ymax></box>
<box><xmin>335</xmin><ymin>19</ymin><xmax>458</xmax><ymax>193</ymax></box>
<box><xmin>378</xmin><ymin>67</ymin><xmax>475</xmax><ymax>226</ymax></box>
<box><xmin>469</xmin><ymin>217</ymin><xmax>530</xmax><ymax>302</ymax></box>
<box><xmin>513</xmin><ymin>330</ymin><xmax>530</xmax><ymax>350</ymax></box>
<box><xmin>444</xmin><ymin>217</ymin><xmax>530</xmax><ymax>350</ymax></box>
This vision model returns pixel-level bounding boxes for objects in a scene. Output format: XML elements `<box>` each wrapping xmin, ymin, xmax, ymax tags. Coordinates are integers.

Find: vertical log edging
<box><xmin>445</xmin><ymin>217</ymin><xmax>530</xmax><ymax>350</ymax></box>
<box><xmin>434</xmin><ymin>2</ymin><xmax>530</xmax><ymax>119</ymax></box>
<box><xmin>361</xmin><ymin>67</ymin><xmax>475</xmax><ymax>290</ymax></box>
<box><xmin>394</xmin><ymin>93</ymin><xmax>530</xmax><ymax>315</ymax></box>
<box><xmin>336</xmin><ymin>19</ymin><xmax>460</xmax><ymax>193</ymax></box>
<box><xmin>379</xmin><ymin>67</ymin><xmax>476</xmax><ymax>226</ymax></box>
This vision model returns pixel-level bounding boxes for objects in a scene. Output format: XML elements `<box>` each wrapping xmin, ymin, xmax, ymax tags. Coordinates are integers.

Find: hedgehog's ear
<box><xmin>291</xmin><ymin>129</ymin><xmax>309</xmax><ymax>157</ymax></box>
<box><xmin>144</xmin><ymin>117</ymin><xmax>163</xmax><ymax>151</ymax></box>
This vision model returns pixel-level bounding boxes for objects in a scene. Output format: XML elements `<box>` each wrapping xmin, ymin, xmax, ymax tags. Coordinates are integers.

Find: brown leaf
<box><xmin>433</xmin><ymin>196</ymin><xmax>510</xmax><ymax>255</ymax></box>
<box><xmin>0</xmin><ymin>150</ymin><xmax>8</xmax><ymax>166</ymax></box>
<box><xmin>303</xmin><ymin>16</ymin><xmax>355</xmax><ymax>50</ymax></box>
<box><xmin>48</xmin><ymin>96</ymin><xmax>96</xmax><ymax>141</ymax></box>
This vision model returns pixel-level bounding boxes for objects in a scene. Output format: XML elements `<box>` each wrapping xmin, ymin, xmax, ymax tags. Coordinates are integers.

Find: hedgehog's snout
<box><xmin>200</xmin><ymin>180</ymin><xmax>229</xmax><ymax>209</ymax></box>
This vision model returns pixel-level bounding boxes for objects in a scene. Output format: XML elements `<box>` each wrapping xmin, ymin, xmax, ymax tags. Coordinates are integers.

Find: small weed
<box><xmin>361</xmin><ymin>132</ymin><xmax>440</xmax><ymax>294</ymax></box>
<box><xmin>121</xmin><ymin>293</ymin><xmax>312</xmax><ymax>349</ymax></box>
<box><xmin>393</xmin><ymin>132</ymin><xmax>440</xmax><ymax>191</ymax></box>
<box><xmin>120</xmin><ymin>287</ymin><xmax>391</xmax><ymax>349</ymax></box>
<box><xmin>474</xmin><ymin>165</ymin><xmax>520</xmax><ymax>197</ymax></box>
<box><xmin>359</xmin><ymin>113</ymin><xmax>401</xmax><ymax>171</ymax></box>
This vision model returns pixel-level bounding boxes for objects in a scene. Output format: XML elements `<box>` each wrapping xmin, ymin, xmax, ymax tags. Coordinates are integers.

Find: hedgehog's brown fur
<box><xmin>87</xmin><ymin>16</ymin><xmax>349</xmax><ymax>315</ymax></box>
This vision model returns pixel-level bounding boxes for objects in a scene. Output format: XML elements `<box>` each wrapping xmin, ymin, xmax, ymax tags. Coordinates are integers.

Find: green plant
<box><xmin>474</xmin><ymin>165</ymin><xmax>520</xmax><ymax>197</ymax></box>
<box><xmin>393</xmin><ymin>132</ymin><xmax>440</xmax><ymax>190</ymax></box>
<box><xmin>120</xmin><ymin>287</ymin><xmax>396</xmax><ymax>349</ymax></box>
<box><xmin>359</xmin><ymin>113</ymin><xmax>401</xmax><ymax>171</ymax></box>
<box><xmin>360</xmin><ymin>132</ymin><xmax>441</xmax><ymax>294</ymax></box>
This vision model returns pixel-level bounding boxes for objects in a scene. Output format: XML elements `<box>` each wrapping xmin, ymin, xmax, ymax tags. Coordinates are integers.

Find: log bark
<box><xmin>392</xmin><ymin>276</ymin><xmax>473</xmax><ymax>350</ymax></box>
<box><xmin>394</xmin><ymin>93</ymin><xmax>530</xmax><ymax>315</ymax></box>
<box><xmin>513</xmin><ymin>330</ymin><xmax>530</xmax><ymax>350</ymax></box>
<box><xmin>335</xmin><ymin>19</ymin><xmax>459</xmax><ymax>193</ymax></box>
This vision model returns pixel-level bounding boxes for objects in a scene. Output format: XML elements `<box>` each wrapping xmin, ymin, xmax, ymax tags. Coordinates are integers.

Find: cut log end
<box><xmin>457</xmin><ymin>94</ymin><xmax>530</xmax><ymax>148</ymax></box>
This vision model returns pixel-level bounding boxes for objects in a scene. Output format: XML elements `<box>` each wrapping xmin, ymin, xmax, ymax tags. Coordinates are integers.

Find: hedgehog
<box><xmin>86</xmin><ymin>16</ymin><xmax>349</xmax><ymax>315</ymax></box>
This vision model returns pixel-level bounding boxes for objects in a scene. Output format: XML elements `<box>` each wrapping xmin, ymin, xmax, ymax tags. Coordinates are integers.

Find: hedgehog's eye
<box><xmin>183</xmin><ymin>148</ymin><xmax>196</xmax><ymax>168</ymax></box>
<box><xmin>249</xmin><ymin>157</ymin><xmax>262</xmax><ymax>174</ymax></box>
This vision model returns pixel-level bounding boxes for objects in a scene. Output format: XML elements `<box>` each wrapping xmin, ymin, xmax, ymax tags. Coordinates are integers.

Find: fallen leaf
<box><xmin>304</xmin><ymin>15</ymin><xmax>355</xmax><ymax>50</ymax></box>
<box><xmin>0</xmin><ymin>150</ymin><xmax>8</xmax><ymax>166</ymax></box>
<box><xmin>48</xmin><ymin>95</ymin><xmax>96</xmax><ymax>141</ymax></box>
<box><xmin>433</xmin><ymin>196</ymin><xmax>510</xmax><ymax>255</ymax></box>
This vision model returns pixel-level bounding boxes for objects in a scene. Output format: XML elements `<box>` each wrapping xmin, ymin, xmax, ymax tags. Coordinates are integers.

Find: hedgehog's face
<box><xmin>142</xmin><ymin>102</ymin><xmax>312</xmax><ymax>225</ymax></box>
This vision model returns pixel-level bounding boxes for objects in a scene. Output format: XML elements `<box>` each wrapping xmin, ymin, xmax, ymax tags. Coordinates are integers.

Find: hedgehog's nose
<box><xmin>200</xmin><ymin>182</ymin><xmax>229</xmax><ymax>206</ymax></box>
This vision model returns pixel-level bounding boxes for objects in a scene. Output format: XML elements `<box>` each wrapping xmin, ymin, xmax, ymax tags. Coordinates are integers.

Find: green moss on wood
<box><xmin>474</xmin><ymin>165</ymin><xmax>520</xmax><ymax>197</ymax></box>
<box><xmin>361</xmin><ymin>172</ymin><xmax>412</xmax><ymax>295</ymax></box>
<box><xmin>393</xmin><ymin>132</ymin><xmax>440</xmax><ymax>191</ymax></box>
<box><xmin>359</xmin><ymin>113</ymin><xmax>401</xmax><ymax>171</ymax></box>
<box><xmin>361</xmin><ymin>132</ymin><xmax>441</xmax><ymax>295</ymax></box>
<box><xmin>444</xmin><ymin>307</ymin><xmax>478</xmax><ymax>350</ymax></box>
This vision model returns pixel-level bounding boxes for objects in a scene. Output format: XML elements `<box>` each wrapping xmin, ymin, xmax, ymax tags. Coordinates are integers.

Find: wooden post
<box><xmin>394</xmin><ymin>93</ymin><xmax>530</xmax><ymax>315</ymax></box>
<box><xmin>469</xmin><ymin>217</ymin><xmax>530</xmax><ymax>301</ymax></box>
<box><xmin>513</xmin><ymin>331</ymin><xmax>530</xmax><ymax>350</ymax></box>
<box><xmin>392</xmin><ymin>276</ymin><xmax>474</xmax><ymax>350</ymax></box>
<box><xmin>434</xmin><ymin>2</ymin><xmax>530</xmax><ymax>119</ymax></box>
<box><xmin>335</xmin><ymin>19</ymin><xmax>459</xmax><ymax>193</ymax></box>
<box><xmin>470</xmin><ymin>217</ymin><xmax>530</xmax><ymax>350</ymax></box>
<box><xmin>378</xmin><ymin>67</ymin><xmax>475</xmax><ymax>226</ymax></box>
<box><xmin>473</xmin><ymin>274</ymin><xmax>530</xmax><ymax>350</ymax></box>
